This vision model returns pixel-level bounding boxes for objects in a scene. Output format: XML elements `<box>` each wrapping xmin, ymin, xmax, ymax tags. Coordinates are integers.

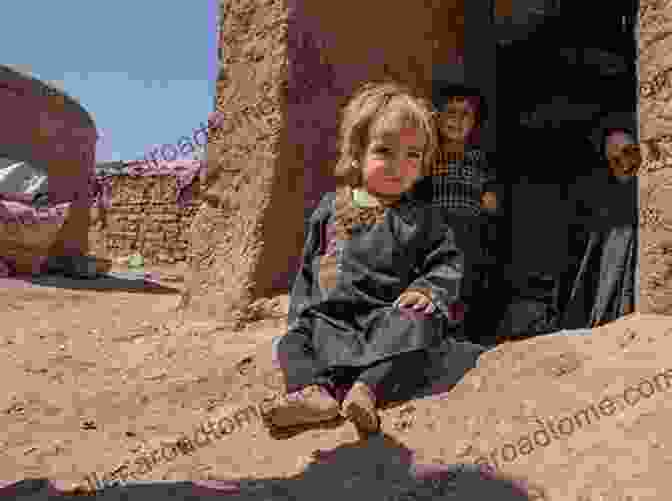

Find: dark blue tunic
<box><xmin>287</xmin><ymin>191</ymin><xmax>464</xmax><ymax>370</ymax></box>
<box><xmin>562</xmin><ymin>171</ymin><xmax>637</xmax><ymax>328</ymax></box>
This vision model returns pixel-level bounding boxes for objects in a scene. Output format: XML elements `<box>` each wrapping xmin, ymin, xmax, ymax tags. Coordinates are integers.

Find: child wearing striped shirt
<box><xmin>413</xmin><ymin>68</ymin><xmax>501</xmax><ymax>345</ymax></box>
<box><xmin>429</xmin><ymin>95</ymin><xmax>497</xmax><ymax>216</ymax></box>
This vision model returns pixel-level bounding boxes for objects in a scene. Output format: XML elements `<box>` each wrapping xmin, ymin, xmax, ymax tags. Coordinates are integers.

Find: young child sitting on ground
<box><xmin>262</xmin><ymin>81</ymin><xmax>483</xmax><ymax>435</ymax></box>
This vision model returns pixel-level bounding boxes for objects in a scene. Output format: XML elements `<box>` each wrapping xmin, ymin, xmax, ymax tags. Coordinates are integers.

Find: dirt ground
<box><xmin>5</xmin><ymin>264</ymin><xmax>672</xmax><ymax>501</ymax></box>
<box><xmin>0</xmin><ymin>265</ymin><xmax>289</xmax><ymax>489</ymax></box>
<box><xmin>0</xmin><ymin>264</ymin><xmax>527</xmax><ymax>500</ymax></box>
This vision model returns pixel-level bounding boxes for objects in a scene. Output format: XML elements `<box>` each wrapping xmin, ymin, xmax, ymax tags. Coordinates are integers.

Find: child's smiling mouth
<box><xmin>382</xmin><ymin>177</ymin><xmax>403</xmax><ymax>184</ymax></box>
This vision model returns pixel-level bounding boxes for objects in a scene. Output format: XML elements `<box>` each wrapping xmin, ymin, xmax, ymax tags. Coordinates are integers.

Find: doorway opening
<box><xmin>482</xmin><ymin>0</ymin><xmax>639</xmax><ymax>342</ymax></box>
<box><xmin>462</xmin><ymin>0</ymin><xmax>639</xmax><ymax>340</ymax></box>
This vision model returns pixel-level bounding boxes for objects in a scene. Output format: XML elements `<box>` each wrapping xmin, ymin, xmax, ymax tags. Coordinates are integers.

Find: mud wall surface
<box><xmin>256</xmin><ymin>0</ymin><xmax>464</xmax><ymax>292</ymax></box>
<box><xmin>186</xmin><ymin>0</ymin><xmax>465</xmax><ymax>321</ymax></box>
<box><xmin>180</xmin><ymin>0</ymin><xmax>290</xmax><ymax>320</ymax></box>
<box><xmin>0</xmin><ymin>66</ymin><xmax>97</xmax><ymax>257</ymax></box>
<box><xmin>638</xmin><ymin>0</ymin><xmax>672</xmax><ymax>314</ymax></box>
<box><xmin>284</xmin><ymin>0</ymin><xmax>462</xmax><ymax>213</ymax></box>
<box><xmin>88</xmin><ymin>175</ymin><xmax>200</xmax><ymax>265</ymax></box>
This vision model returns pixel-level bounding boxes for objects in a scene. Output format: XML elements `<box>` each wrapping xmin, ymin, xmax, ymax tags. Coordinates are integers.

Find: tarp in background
<box><xmin>91</xmin><ymin>159</ymin><xmax>206</xmax><ymax>209</ymax></box>
<box><xmin>0</xmin><ymin>160</ymin><xmax>48</xmax><ymax>198</ymax></box>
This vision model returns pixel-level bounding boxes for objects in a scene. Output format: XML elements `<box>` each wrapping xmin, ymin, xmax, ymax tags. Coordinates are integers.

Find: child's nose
<box><xmin>445</xmin><ymin>112</ymin><xmax>465</xmax><ymax>120</ymax></box>
<box><xmin>384</xmin><ymin>160</ymin><xmax>401</xmax><ymax>176</ymax></box>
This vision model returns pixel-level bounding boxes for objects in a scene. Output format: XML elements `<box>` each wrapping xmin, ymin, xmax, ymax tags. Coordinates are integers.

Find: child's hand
<box><xmin>393</xmin><ymin>291</ymin><xmax>436</xmax><ymax>314</ymax></box>
<box><xmin>481</xmin><ymin>191</ymin><xmax>497</xmax><ymax>211</ymax></box>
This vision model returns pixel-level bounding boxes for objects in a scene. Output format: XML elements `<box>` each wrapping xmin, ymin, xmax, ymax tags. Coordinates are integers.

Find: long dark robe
<box><xmin>561</xmin><ymin>169</ymin><xmax>637</xmax><ymax>328</ymax></box>
<box><xmin>286</xmin><ymin>191</ymin><xmax>464</xmax><ymax>371</ymax></box>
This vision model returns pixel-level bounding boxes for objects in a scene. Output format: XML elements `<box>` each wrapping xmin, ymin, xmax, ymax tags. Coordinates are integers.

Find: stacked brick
<box><xmin>88</xmin><ymin>174</ymin><xmax>201</xmax><ymax>265</ymax></box>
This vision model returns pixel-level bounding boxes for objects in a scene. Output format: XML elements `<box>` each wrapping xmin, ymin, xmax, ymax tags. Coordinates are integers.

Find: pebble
<box><xmin>454</xmin><ymin>440</ymin><xmax>472</xmax><ymax>458</ymax></box>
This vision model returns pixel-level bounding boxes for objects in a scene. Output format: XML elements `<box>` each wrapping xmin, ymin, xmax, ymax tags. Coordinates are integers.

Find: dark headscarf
<box><xmin>431</xmin><ymin>63</ymin><xmax>489</xmax><ymax>127</ymax></box>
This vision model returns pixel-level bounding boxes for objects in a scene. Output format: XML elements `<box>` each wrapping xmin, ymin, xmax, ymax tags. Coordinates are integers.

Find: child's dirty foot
<box><xmin>341</xmin><ymin>381</ymin><xmax>380</xmax><ymax>434</ymax></box>
<box><xmin>263</xmin><ymin>384</ymin><xmax>340</xmax><ymax>429</ymax></box>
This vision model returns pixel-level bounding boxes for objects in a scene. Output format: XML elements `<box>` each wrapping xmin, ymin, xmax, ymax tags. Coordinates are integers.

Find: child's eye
<box><xmin>408</xmin><ymin>152</ymin><xmax>422</xmax><ymax>159</ymax></box>
<box><xmin>373</xmin><ymin>147</ymin><xmax>391</xmax><ymax>155</ymax></box>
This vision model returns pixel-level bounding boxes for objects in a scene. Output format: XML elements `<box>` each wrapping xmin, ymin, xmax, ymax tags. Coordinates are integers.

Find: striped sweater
<box><xmin>426</xmin><ymin>145</ymin><xmax>495</xmax><ymax>217</ymax></box>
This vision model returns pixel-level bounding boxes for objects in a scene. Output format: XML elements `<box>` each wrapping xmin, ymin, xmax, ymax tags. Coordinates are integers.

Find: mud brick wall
<box><xmin>88</xmin><ymin>174</ymin><xmax>201</xmax><ymax>265</ymax></box>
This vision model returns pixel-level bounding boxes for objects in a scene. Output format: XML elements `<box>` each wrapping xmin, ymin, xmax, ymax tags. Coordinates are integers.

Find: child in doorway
<box><xmin>412</xmin><ymin>65</ymin><xmax>501</xmax><ymax>345</ymax></box>
<box><xmin>562</xmin><ymin>120</ymin><xmax>639</xmax><ymax>329</ymax></box>
<box><xmin>412</xmin><ymin>64</ymin><xmax>498</xmax><ymax>214</ymax></box>
<box><xmin>262</xmin><ymin>81</ymin><xmax>485</xmax><ymax>435</ymax></box>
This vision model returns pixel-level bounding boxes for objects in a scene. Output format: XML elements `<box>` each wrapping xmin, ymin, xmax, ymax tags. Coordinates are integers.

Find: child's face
<box><xmin>361</xmin><ymin>125</ymin><xmax>425</xmax><ymax>196</ymax></box>
<box><xmin>439</xmin><ymin>96</ymin><xmax>477</xmax><ymax>143</ymax></box>
<box><xmin>605</xmin><ymin>131</ymin><xmax>641</xmax><ymax>182</ymax></box>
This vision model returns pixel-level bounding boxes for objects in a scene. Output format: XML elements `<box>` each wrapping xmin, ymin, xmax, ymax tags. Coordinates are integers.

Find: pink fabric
<box><xmin>324</xmin><ymin>223</ymin><xmax>338</xmax><ymax>256</ymax></box>
<box><xmin>605</xmin><ymin>130</ymin><xmax>635</xmax><ymax>147</ymax></box>
<box><xmin>447</xmin><ymin>301</ymin><xmax>466</xmax><ymax>322</ymax></box>
<box><xmin>0</xmin><ymin>258</ymin><xmax>9</xmax><ymax>277</ymax></box>
<box><xmin>208</xmin><ymin>110</ymin><xmax>226</xmax><ymax>129</ymax></box>
<box><xmin>0</xmin><ymin>200</ymin><xmax>71</xmax><ymax>275</ymax></box>
<box><xmin>122</xmin><ymin>158</ymin><xmax>204</xmax><ymax>177</ymax></box>
<box><xmin>399</xmin><ymin>305</ymin><xmax>435</xmax><ymax>321</ymax></box>
<box><xmin>397</xmin><ymin>301</ymin><xmax>464</xmax><ymax>322</ymax></box>
<box><xmin>0</xmin><ymin>192</ymin><xmax>35</xmax><ymax>204</ymax></box>
<box><xmin>463</xmin><ymin>95</ymin><xmax>482</xmax><ymax>145</ymax></box>
<box><xmin>0</xmin><ymin>254</ymin><xmax>47</xmax><ymax>277</ymax></box>
<box><xmin>0</xmin><ymin>200</ymin><xmax>69</xmax><ymax>226</ymax></box>
<box><xmin>90</xmin><ymin>159</ymin><xmax>205</xmax><ymax>209</ymax></box>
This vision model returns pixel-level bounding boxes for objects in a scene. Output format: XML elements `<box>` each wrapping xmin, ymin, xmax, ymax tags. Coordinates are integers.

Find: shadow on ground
<box><xmin>1</xmin><ymin>272</ymin><xmax>181</xmax><ymax>294</ymax></box>
<box><xmin>2</xmin><ymin>436</ymin><xmax>541</xmax><ymax>499</ymax></box>
<box><xmin>0</xmin><ymin>338</ymin><xmax>550</xmax><ymax>499</ymax></box>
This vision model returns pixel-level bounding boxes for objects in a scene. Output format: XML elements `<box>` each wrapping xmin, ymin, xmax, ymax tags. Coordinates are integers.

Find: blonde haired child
<box><xmin>263</xmin><ymin>80</ymin><xmax>481</xmax><ymax>435</ymax></box>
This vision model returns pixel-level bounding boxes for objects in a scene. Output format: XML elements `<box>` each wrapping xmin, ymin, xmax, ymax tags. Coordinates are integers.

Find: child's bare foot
<box><xmin>262</xmin><ymin>384</ymin><xmax>340</xmax><ymax>429</ymax></box>
<box><xmin>341</xmin><ymin>381</ymin><xmax>380</xmax><ymax>434</ymax></box>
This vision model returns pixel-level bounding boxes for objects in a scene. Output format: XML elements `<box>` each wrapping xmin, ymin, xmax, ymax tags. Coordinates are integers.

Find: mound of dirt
<box><xmin>42</xmin><ymin>314</ymin><xmax>656</xmax><ymax>501</ymax></box>
<box><xmin>3</xmin><ymin>302</ymin><xmax>672</xmax><ymax>500</ymax></box>
<box><xmin>127</xmin><ymin>313</ymin><xmax>667</xmax><ymax>500</ymax></box>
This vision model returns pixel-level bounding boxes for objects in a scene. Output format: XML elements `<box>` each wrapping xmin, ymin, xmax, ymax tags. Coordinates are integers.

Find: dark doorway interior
<box><xmin>488</xmin><ymin>0</ymin><xmax>639</xmax><ymax>339</ymax></box>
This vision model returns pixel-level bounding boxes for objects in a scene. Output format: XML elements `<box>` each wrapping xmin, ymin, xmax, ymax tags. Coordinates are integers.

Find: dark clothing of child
<box><xmin>413</xmin><ymin>145</ymin><xmax>495</xmax><ymax>216</ymax></box>
<box><xmin>561</xmin><ymin>170</ymin><xmax>637</xmax><ymax>328</ymax></box>
<box><xmin>277</xmin><ymin>190</ymin><xmax>476</xmax><ymax>404</ymax></box>
<box><xmin>277</xmin><ymin>331</ymin><xmax>432</xmax><ymax>404</ymax></box>
<box><xmin>411</xmin><ymin>146</ymin><xmax>501</xmax><ymax>345</ymax></box>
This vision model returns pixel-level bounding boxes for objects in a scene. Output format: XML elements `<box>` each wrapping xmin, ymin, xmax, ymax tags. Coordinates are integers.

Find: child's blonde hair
<box><xmin>334</xmin><ymin>80</ymin><xmax>439</xmax><ymax>188</ymax></box>
<box><xmin>330</xmin><ymin>81</ymin><xmax>439</xmax><ymax>240</ymax></box>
